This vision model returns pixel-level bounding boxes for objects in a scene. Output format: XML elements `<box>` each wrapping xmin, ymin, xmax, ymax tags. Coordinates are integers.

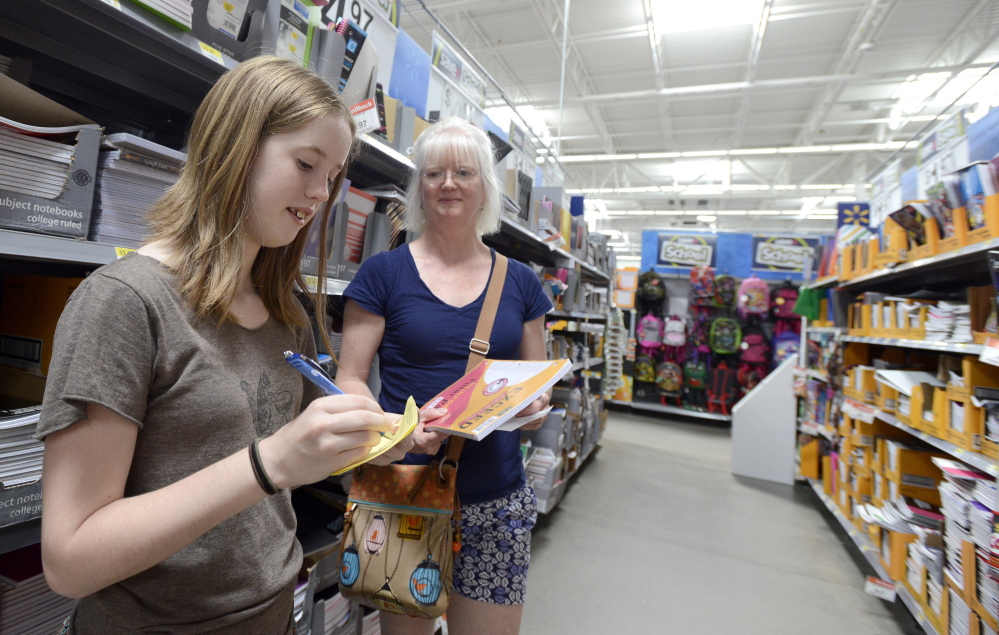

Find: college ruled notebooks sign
<box><xmin>423</xmin><ymin>359</ymin><xmax>571</xmax><ymax>440</ymax></box>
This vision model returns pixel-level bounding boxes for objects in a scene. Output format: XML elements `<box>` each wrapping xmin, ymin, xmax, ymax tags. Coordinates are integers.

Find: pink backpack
<box><xmin>771</xmin><ymin>282</ymin><xmax>799</xmax><ymax>319</ymax></box>
<box><xmin>637</xmin><ymin>312</ymin><xmax>664</xmax><ymax>348</ymax></box>
<box><xmin>737</xmin><ymin>276</ymin><xmax>770</xmax><ymax>318</ymax></box>
<box><xmin>662</xmin><ymin>315</ymin><xmax>686</xmax><ymax>347</ymax></box>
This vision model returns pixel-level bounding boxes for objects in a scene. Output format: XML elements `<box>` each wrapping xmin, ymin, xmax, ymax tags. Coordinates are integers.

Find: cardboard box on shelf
<box><xmin>907</xmin><ymin>216</ymin><xmax>941</xmax><ymax>261</ymax></box>
<box><xmin>822</xmin><ymin>455</ymin><xmax>833</xmax><ymax>495</ymax></box>
<box><xmin>883</xmin><ymin>440</ymin><xmax>945</xmax><ymax>506</ymax></box>
<box><xmin>880</xmin><ymin>530</ymin><xmax>917</xmax><ymax>581</ymax></box>
<box><xmin>0</xmin><ymin>75</ymin><xmax>101</xmax><ymax>239</ymax></box>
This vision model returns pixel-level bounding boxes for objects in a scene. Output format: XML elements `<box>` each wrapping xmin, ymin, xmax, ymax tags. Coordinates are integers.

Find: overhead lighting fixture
<box><xmin>773</xmin><ymin>185</ymin><xmax>797</xmax><ymax>190</ymax></box>
<box><xmin>729</xmin><ymin>148</ymin><xmax>779</xmax><ymax>155</ymax></box>
<box><xmin>652</xmin><ymin>0</ymin><xmax>765</xmax><ymax>35</ymax></box>
<box><xmin>800</xmin><ymin>184</ymin><xmax>853</xmax><ymax>190</ymax></box>
<box><xmin>560</xmin><ymin>142</ymin><xmax>905</xmax><ymax>164</ymax></box>
<box><xmin>616</xmin><ymin>255</ymin><xmax>642</xmax><ymax>261</ymax></box>
<box><xmin>696</xmin><ymin>215</ymin><xmax>718</xmax><ymax>222</ymax></box>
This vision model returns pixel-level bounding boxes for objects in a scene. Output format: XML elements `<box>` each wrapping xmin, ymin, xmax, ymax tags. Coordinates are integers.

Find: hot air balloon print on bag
<box><xmin>409</xmin><ymin>556</ymin><xmax>444</xmax><ymax>606</ymax></box>
<box><xmin>340</xmin><ymin>544</ymin><xmax>360</xmax><ymax>587</ymax></box>
<box><xmin>365</xmin><ymin>514</ymin><xmax>387</xmax><ymax>554</ymax></box>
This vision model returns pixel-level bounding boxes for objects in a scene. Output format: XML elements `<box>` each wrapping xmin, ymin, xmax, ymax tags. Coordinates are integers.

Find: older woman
<box><xmin>338</xmin><ymin>116</ymin><xmax>553</xmax><ymax>635</ymax></box>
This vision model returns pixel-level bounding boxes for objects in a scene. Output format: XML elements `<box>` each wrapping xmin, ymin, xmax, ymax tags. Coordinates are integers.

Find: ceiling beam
<box><xmin>731</xmin><ymin>0</ymin><xmax>775</xmax><ymax>148</ymax></box>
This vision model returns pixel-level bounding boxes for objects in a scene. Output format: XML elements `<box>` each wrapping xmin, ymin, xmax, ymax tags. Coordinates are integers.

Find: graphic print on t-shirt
<box><xmin>241</xmin><ymin>371</ymin><xmax>294</xmax><ymax>436</ymax></box>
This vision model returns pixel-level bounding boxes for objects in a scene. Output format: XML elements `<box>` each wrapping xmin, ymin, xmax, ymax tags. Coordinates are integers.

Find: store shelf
<box><xmin>841</xmin><ymin>335</ymin><xmax>983</xmax><ymax>355</ymax></box>
<box><xmin>805</xmin><ymin>478</ymin><xmax>940</xmax><ymax>635</ymax></box>
<box><xmin>549</xmin><ymin>310</ymin><xmax>607</xmax><ymax>320</ymax></box>
<box><xmin>840</xmin><ymin>236</ymin><xmax>999</xmax><ymax>292</ymax></box>
<box><xmin>808</xmin><ymin>275</ymin><xmax>840</xmax><ymax>290</ymax></box>
<box><xmin>628</xmin><ymin>402</ymin><xmax>732</xmax><ymax>422</ymax></box>
<box><xmin>570</xmin><ymin>357</ymin><xmax>604</xmax><ymax>372</ymax></box>
<box><xmin>799</xmin><ymin>421</ymin><xmax>836</xmax><ymax>440</ymax></box>
<box><xmin>349</xmin><ymin>134</ymin><xmax>416</xmax><ymax>189</ymax></box>
<box><xmin>842</xmin><ymin>397</ymin><xmax>999</xmax><ymax>477</ymax></box>
<box><xmin>0</xmin><ymin>228</ymin><xmax>119</xmax><ymax>265</ymax></box>
<box><xmin>794</xmin><ymin>367</ymin><xmax>833</xmax><ymax>383</ymax></box>
<box><xmin>1</xmin><ymin>0</ymin><xmax>238</xmax><ymax>117</ymax></box>
<box><xmin>491</xmin><ymin>217</ymin><xmax>612</xmax><ymax>283</ymax></box>
<box><xmin>0</xmin><ymin>519</ymin><xmax>41</xmax><ymax>556</ymax></box>
<box><xmin>301</xmin><ymin>275</ymin><xmax>350</xmax><ymax>297</ymax></box>
<box><xmin>807</xmin><ymin>326</ymin><xmax>847</xmax><ymax>335</ymax></box>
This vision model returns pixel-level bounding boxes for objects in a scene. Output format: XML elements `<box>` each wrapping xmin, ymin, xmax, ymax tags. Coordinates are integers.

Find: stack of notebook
<box><xmin>90</xmin><ymin>133</ymin><xmax>185</xmax><ymax>248</ymax></box>
<box><xmin>0</xmin><ymin>116</ymin><xmax>82</xmax><ymax>200</ymax></box>
<box><xmin>129</xmin><ymin>0</ymin><xmax>194</xmax><ymax>31</ymax></box>
<box><xmin>0</xmin><ymin>405</ymin><xmax>43</xmax><ymax>488</ymax></box>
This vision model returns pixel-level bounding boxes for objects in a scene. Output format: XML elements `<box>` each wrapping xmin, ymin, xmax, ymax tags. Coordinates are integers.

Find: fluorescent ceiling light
<box><xmin>696</xmin><ymin>215</ymin><xmax>718</xmax><ymax>222</ymax></box>
<box><xmin>728</xmin><ymin>148</ymin><xmax>779</xmax><ymax>155</ymax></box>
<box><xmin>652</xmin><ymin>0</ymin><xmax>765</xmax><ymax>35</ymax></box>
<box><xmin>616</xmin><ymin>256</ymin><xmax>642</xmax><ymax>261</ymax></box>
<box><xmin>637</xmin><ymin>152</ymin><xmax>683</xmax><ymax>159</ymax></box>
<box><xmin>779</xmin><ymin>146</ymin><xmax>830</xmax><ymax>154</ymax></box>
<box><xmin>800</xmin><ymin>184</ymin><xmax>853</xmax><ymax>190</ymax></box>
<box><xmin>773</xmin><ymin>185</ymin><xmax>797</xmax><ymax>190</ymax></box>
<box><xmin>713</xmin><ymin>210</ymin><xmax>749</xmax><ymax>215</ymax></box>
<box><xmin>729</xmin><ymin>184</ymin><xmax>771</xmax><ymax>191</ymax></box>
<box><xmin>682</xmin><ymin>150</ymin><xmax>729</xmax><ymax>157</ymax></box>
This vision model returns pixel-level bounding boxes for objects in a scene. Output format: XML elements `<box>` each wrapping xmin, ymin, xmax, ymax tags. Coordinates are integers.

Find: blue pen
<box><xmin>284</xmin><ymin>351</ymin><xmax>344</xmax><ymax>396</ymax></box>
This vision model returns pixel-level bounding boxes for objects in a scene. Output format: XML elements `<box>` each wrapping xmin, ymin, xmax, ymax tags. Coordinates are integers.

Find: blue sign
<box><xmin>751</xmin><ymin>235</ymin><xmax>822</xmax><ymax>273</ymax></box>
<box><xmin>837</xmin><ymin>202</ymin><xmax>870</xmax><ymax>227</ymax></box>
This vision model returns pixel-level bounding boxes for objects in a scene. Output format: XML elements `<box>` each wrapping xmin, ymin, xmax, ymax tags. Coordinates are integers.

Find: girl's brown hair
<box><xmin>146</xmin><ymin>55</ymin><xmax>356</xmax><ymax>353</ymax></box>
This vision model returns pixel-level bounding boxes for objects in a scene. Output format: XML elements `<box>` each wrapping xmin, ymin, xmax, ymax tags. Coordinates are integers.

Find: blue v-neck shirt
<box><xmin>343</xmin><ymin>244</ymin><xmax>553</xmax><ymax>504</ymax></box>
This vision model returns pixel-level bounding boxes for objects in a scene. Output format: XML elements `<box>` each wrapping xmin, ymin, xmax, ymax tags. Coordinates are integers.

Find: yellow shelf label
<box><xmin>198</xmin><ymin>42</ymin><xmax>225</xmax><ymax>66</ymax></box>
<box><xmin>115</xmin><ymin>247</ymin><xmax>135</xmax><ymax>259</ymax></box>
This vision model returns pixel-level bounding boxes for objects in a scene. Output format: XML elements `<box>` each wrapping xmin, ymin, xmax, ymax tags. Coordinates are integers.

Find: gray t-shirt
<box><xmin>36</xmin><ymin>253</ymin><xmax>323</xmax><ymax>634</ymax></box>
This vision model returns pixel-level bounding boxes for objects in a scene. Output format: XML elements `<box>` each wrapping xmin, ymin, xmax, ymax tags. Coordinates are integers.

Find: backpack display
<box><xmin>662</xmin><ymin>315</ymin><xmax>686</xmax><ymax>347</ymax></box>
<box><xmin>737</xmin><ymin>276</ymin><xmax>770</xmax><ymax>318</ymax></box>
<box><xmin>637</xmin><ymin>269</ymin><xmax>667</xmax><ymax>303</ymax></box>
<box><xmin>707</xmin><ymin>362</ymin><xmax>739</xmax><ymax>414</ymax></box>
<box><xmin>714</xmin><ymin>274</ymin><xmax>739</xmax><ymax>308</ymax></box>
<box><xmin>689</xmin><ymin>315</ymin><xmax>711</xmax><ymax>355</ymax></box>
<box><xmin>737</xmin><ymin>363</ymin><xmax>767</xmax><ymax>394</ymax></box>
<box><xmin>739</xmin><ymin>329</ymin><xmax>770</xmax><ymax>366</ymax></box>
<box><xmin>709</xmin><ymin>318</ymin><xmax>742</xmax><ymax>355</ymax></box>
<box><xmin>689</xmin><ymin>266</ymin><xmax>716</xmax><ymax>308</ymax></box>
<box><xmin>683</xmin><ymin>357</ymin><xmax>708</xmax><ymax>390</ymax></box>
<box><xmin>636</xmin><ymin>312</ymin><xmax>664</xmax><ymax>348</ymax></box>
<box><xmin>772</xmin><ymin>331</ymin><xmax>800</xmax><ymax>368</ymax></box>
<box><xmin>655</xmin><ymin>360</ymin><xmax>683</xmax><ymax>398</ymax></box>
<box><xmin>634</xmin><ymin>352</ymin><xmax>658</xmax><ymax>384</ymax></box>
<box><xmin>771</xmin><ymin>281</ymin><xmax>799</xmax><ymax>320</ymax></box>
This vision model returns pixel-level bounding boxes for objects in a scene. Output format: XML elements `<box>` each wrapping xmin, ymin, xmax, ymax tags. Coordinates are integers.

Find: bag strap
<box><xmin>444</xmin><ymin>253</ymin><xmax>509</xmax><ymax>465</ymax></box>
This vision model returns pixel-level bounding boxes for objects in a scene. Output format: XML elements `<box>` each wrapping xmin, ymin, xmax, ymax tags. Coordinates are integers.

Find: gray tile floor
<box><xmin>521</xmin><ymin>409</ymin><xmax>924</xmax><ymax>635</ymax></box>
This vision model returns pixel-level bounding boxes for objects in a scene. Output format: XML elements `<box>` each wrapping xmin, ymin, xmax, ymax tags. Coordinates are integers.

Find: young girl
<box><xmin>37</xmin><ymin>56</ymin><xmax>401</xmax><ymax>634</ymax></box>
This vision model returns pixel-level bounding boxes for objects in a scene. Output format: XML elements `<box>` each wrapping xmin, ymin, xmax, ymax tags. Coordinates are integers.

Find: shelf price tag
<box><xmin>864</xmin><ymin>576</ymin><xmax>897</xmax><ymax>602</ymax></box>
<box><xmin>980</xmin><ymin>338</ymin><xmax>999</xmax><ymax>368</ymax></box>
<box><xmin>198</xmin><ymin>42</ymin><xmax>226</xmax><ymax>66</ymax></box>
<box><xmin>114</xmin><ymin>247</ymin><xmax>135</xmax><ymax>259</ymax></box>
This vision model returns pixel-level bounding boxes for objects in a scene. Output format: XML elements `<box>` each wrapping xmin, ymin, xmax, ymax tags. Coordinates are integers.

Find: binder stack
<box><xmin>90</xmin><ymin>133</ymin><xmax>185</xmax><ymax>248</ymax></box>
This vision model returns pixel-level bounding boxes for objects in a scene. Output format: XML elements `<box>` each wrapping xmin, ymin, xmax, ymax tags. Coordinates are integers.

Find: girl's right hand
<box><xmin>257</xmin><ymin>394</ymin><xmax>392</xmax><ymax>489</ymax></box>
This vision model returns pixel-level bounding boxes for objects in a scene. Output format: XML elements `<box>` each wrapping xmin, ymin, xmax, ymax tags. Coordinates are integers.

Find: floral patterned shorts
<box><xmin>452</xmin><ymin>482</ymin><xmax>538</xmax><ymax>605</ymax></box>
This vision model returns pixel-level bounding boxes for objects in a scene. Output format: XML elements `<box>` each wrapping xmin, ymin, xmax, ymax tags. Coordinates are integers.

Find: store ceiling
<box><xmin>399</xmin><ymin>0</ymin><xmax>999</xmax><ymax>260</ymax></box>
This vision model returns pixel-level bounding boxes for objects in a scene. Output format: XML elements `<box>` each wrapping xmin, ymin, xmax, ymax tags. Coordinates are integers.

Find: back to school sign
<box><xmin>657</xmin><ymin>233</ymin><xmax>717</xmax><ymax>269</ymax></box>
<box><xmin>751</xmin><ymin>236</ymin><xmax>821</xmax><ymax>273</ymax></box>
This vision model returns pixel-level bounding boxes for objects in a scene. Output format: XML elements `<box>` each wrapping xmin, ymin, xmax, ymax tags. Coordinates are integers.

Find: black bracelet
<box><xmin>249</xmin><ymin>438</ymin><xmax>280</xmax><ymax>495</ymax></box>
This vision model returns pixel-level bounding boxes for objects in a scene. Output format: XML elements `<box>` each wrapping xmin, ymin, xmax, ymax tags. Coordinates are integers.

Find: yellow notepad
<box><xmin>332</xmin><ymin>396</ymin><xmax>420</xmax><ymax>475</ymax></box>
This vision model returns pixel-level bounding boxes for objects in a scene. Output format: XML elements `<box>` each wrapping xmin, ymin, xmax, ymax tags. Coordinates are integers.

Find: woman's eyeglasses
<box><xmin>421</xmin><ymin>169</ymin><xmax>479</xmax><ymax>184</ymax></box>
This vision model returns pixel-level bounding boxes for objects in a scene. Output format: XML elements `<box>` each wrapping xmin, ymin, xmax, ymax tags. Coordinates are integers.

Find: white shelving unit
<box><xmin>841</xmin><ymin>335</ymin><xmax>983</xmax><ymax>355</ymax></box>
<box><xmin>805</xmin><ymin>479</ymin><xmax>941</xmax><ymax>635</ymax></box>
<box><xmin>627</xmin><ymin>401</ymin><xmax>732</xmax><ymax>422</ymax></box>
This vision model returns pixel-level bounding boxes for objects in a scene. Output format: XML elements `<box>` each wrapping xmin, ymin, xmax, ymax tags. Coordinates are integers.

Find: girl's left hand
<box><xmin>512</xmin><ymin>393</ymin><xmax>551</xmax><ymax>431</ymax></box>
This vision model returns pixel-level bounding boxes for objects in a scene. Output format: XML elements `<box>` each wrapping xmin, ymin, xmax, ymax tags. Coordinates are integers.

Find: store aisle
<box><xmin>521</xmin><ymin>409</ymin><xmax>921</xmax><ymax>635</ymax></box>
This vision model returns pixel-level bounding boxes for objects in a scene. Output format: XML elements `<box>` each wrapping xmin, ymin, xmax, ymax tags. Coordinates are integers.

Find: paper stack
<box><xmin>0</xmin><ymin>116</ymin><xmax>82</xmax><ymax>200</ymax></box>
<box><xmin>128</xmin><ymin>0</ymin><xmax>194</xmax><ymax>30</ymax></box>
<box><xmin>925</xmin><ymin>303</ymin><xmax>956</xmax><ymax>342</ymax></box>
<box><xmin>293</xmin><ymin>577</ymin><xmax>308</xmax><ymax>624</ymax></box>
<box><xmin>951</xmin><ymin>587</ymin><xmax>973</xmax><ymax>635</ymax></box>
<box><xmin>978</xmin><ymin>549</ymin><xmax>999</xmax><ymax>630</ymax></box>
<box><xmin>526</xmin><ymin>447</ymin><xmax>561</xmax><ymax>489</ymax></box>
<box><xmin>90</xmin><ymin>133</ymin><xmax>185</xmax><ymax>248</ymax></box>
<box><xmin>501</xmin><ymin>192</ymin><xmax>521</xmax><ymax>220</ymax></box>
<box><xmin>948</xmin><ymin>302</ymin><xmax>973</xmax><ymax>343</ymax></box>
<box><xmin>361</xmin><ymin>609</ymin><xmax>381</xmax><ymax>635</ymax></box>
<box><xmin>0</xmin><ymin>405</ymin><xmax>43</xmax><ymax>487</ymax></box>
<box><xmin>321</xmin><ymin>591</ymin><xmax>351</xmax><ymax>634</ymax></box>
<box><xmin>0</xmin><ymin>543</ymin><xmax>76</xmax><ymax>635</ymax></box>
<box><xmin>0</xmin><ymin>55</ymin><xmax>11</xmax><ymax>77</ymax></box>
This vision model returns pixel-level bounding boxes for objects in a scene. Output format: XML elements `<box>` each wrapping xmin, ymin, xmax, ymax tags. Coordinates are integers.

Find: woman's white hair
<box><xmin>404</xmin><ymin>117</ymin><xmax>502</xmax><ymax>236</ymax></box>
